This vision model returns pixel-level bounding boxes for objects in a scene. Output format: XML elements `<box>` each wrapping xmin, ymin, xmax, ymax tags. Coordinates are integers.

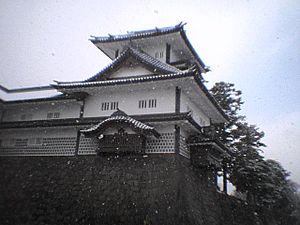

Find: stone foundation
<box><xmin>0</xmin><ymin>155</ymin><xmax>260</xmax><ymax>225</ymax></box>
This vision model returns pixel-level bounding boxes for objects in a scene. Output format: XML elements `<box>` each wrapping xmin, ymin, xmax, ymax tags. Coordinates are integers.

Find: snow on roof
<box><xmin>81</xmin><ymin>110</ymin><xmax>160</xmax><ymax>138</ymax></box>
<box><xmin>85</xmin><ymin>47</ymin><xmax>181</xmax><ymax>82</ymax></box>
<box><xmin>52</xmin><ymin>69</ymin><xmax>195</xmax><ymax>88</ymax></box>
<box><xmin>90</xmin><ymin>22</ymin><xmax>185</xmax><ymax>43</ymax></box>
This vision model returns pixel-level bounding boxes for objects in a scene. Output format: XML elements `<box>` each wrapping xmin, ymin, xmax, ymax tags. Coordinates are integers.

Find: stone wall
<box><xmin>0</xmin><ymin>155</ymin><xmax>260</xmax><ymax>225</ymax></box>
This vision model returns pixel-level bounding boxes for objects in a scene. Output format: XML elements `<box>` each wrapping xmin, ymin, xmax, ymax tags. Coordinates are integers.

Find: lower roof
<box><xmin>0</xmin><ymin>112</ymin><xmax>200</xmax><ymax>131</ymax></box>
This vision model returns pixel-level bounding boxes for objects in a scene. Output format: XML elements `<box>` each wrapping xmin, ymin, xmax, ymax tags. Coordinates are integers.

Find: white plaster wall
<box><xmin>170</xmin><ymin>48</ymin><xmax>183</xmax><ymax>63</ymax></box>
<box><xmin>0</xmin><ymin>127</ymin><xmax>77</xmax><ymax>146</ymax></box>
<box><xmin>2</xmin><ymin>101</ymin><xmax>82</xmax><ymax>122</ymax></box>
<box><xmin>110</xmin><ymin>64</ymin><xmax>152</xmax><ymax>78</ymax></box>
<box><xmin>0</xmin><ymin>127</ymin><xmax>77</xmax><ymax>139</ymax></box>
<box><xmin>142</xmin><ymin>44</ymin><xmax>166</xmax><ymax>63</ymax></box>
<box><xmin>180</xmin><ymin>93</ymin><xmax>209</xmax><ymax>126</ymax></box>
<box><xmin>84</xmin><ymin>87</ymin><xmax>175</xmax><ymax>117</ymax></box>
<box><xmin>180</xmin><ymin>127</ymin><xmax>189</xmax><ymax>139</ymax></box>
<box><xmin>142</xmin><ymin>43</ymin><xmax>184</xmax><ymax>64</ymax></box>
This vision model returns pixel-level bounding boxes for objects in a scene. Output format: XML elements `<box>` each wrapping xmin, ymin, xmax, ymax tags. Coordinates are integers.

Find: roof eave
<box><xmin>89</xmin><ymin>25</ymin><xmax>183</xmax><ymax>44</ymax></box>
<box><xmin>179</xmin><ymin>28</ymin><xmax>209</xmax><ymax>74</ymax></box>
<box><xmin>193</xmin><ymin>74</ymin><xmax>229</xmax><ymax>123</ymax></box>
<box><xmin>52</xmin><ymin>71</ymin><xmax>195</xmax><ymax>90</ymax></box>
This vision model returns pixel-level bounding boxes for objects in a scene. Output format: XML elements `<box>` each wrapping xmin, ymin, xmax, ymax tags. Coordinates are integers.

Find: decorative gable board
<box><xmin>84</xmin><ymin>47</ymin><xmax>180</xmax><ymax>82</ymax></box>
<box><xmin>102</xmin><ymin>56</ymin><xmax>156</xmax><ymax>79</ymax></box>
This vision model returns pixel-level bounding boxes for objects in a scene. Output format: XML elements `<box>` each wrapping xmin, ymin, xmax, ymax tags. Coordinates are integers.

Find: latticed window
<box><xmin>148</xmin><ymin>99</ymin><xmax>157</xmax><ymax>108</ymax></box>
<box><xmin>54</xmin><ymin>112</ymin><xmax>60</xmax><ymax>118</ymax></box>
<box><xmin>101</xmin><ymin>102</ymin><xmax>118</xmax><ymax>111</ymax></box>
<box><xmin>139</xmin><ymin>99</ymin><xmax>157</xmax><ymax>108</ymax></box>
<box><xmin>47</xmin><ymin>113</ymin><xmax>53</xmax><ymax>119</ymax></box>
<box><xmin>47</xmin><ymin>112</ymin><xmax>60</xmax><ymax>119</ymax></box>
<box><xmin>155</xmin><ymin>51</ymin><xmax>164</xmax><ymax>58</ymax></box>
<box><xmin>139</xmin><ymin>100</ymin><xmax>147</xmax><ymax>108</ymax></box>
<box><xmin>110</xmin><ymin>102</ymin><xmax>118</xmax><ymax>110</ymax></box>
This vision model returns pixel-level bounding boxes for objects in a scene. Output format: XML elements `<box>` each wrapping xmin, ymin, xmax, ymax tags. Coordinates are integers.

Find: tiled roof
<box><xmin>81</xmin><ymin>110</ymin><xmax>160</xmax><ymax>138</ymax></box>
<box><xmin>85</xmin><ymin>47</ymin><xmax>181</xmax><ymax>82</ymax></box>
<box><xmin>90</xmin><ymin>23</ymin><xmax>209</xmax><ymax>73</ymax></box>
<box><xmin>52</xmin><ymin>70</ymin><xmax>195</xmax><ymax>88</ymax></box>
<box><xmin>90</xmin><ymin>22</ymin><xmax>185</xmax><ymax>43</ymax></box>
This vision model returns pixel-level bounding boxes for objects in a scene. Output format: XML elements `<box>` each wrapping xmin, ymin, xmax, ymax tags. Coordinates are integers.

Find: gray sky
<box><xmin>0</xmin><ymin>0</ymin><xmax>299</xmax><ymax>184</ymax></box>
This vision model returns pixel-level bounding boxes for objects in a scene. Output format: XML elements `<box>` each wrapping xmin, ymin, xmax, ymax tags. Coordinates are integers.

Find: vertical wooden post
<box><xmin>223</xmin><ymin>163</ymin><xmax>228</xmax><ymax>194</ymax></box>
<box><xmin>74</xmin><ymin>130</ymin><xmax>81</xmax><ymax>156</ymax></box>
<box><xmin>174</xmin><ymin>125</ymin><xmax>180</xmax><ymax>154</ymax></box>
<box><xmin>175</xmin><ymin>86</ymin><xmax>181</xmax><ymax>113</ymax></box>
<box><xmin>166</xmin><ymin>43</ymin><xmax>171</xmax><ymax>63</ymax></box>
<box><xmin>79</xmin><ymin>99</ymin><xmax>85</xmax><ymax>118</ymax></box>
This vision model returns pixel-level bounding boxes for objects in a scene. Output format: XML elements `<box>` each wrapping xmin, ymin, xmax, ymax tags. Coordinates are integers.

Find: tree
<box><xmin>210</xmin><ymin>82</ymin><xmax>266</xmax><ymax>201</ymax></box>
<box><xmin>210</xmin><ymin>82</ymin><xmax>244</xmax><ymax>146</ymax></box>
<box><xmin>210</xmin><ymin>81</ymin><xmax>299</xmax><ymax>224</ymax></box>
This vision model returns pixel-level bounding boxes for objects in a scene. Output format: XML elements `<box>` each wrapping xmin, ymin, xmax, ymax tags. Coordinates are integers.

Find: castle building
<box><xmin>0</xmin><ymin>24</ymin><xmax>230</xmax><ymax>182</ymax></box>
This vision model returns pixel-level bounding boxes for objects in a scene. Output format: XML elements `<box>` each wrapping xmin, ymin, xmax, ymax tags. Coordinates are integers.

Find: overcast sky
<box><xmin>0</xmin><ymin>0</ymin><xmax>299</xmax><ymax>184</ymax></box>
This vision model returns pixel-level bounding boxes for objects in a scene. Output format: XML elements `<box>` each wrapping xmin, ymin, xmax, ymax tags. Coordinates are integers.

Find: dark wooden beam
<box><xmin>174</xmin><ymin>125</ymin><xmax>180</xmax><ymax>154</ymax></box>
<box><xmin>223</xmin><ymin>164</ymin><xmax>228</xmax><ymax>194</ymax></box>
<box><xmin>79</xmin><ymin>99</ymin><xmax>85</xmax><ymax>119</ymax></box>
<box><xmin>74</xmin><ymin>130</ymin><xmax>81</xmax><ymax>156</ymax></box>
<box><xmin>175</xmin><ymin>86</ymin><xmax>181</xmax><ymax>113</ymax></box>
<box><xmin>115</xmin><ymin>49</ymin><xmax>119</xmax><ymax>58</ymax></box>
<box><xmin>166</xmin><ymin>43</ymin><xmax>171</xmax><ymax>63</ymax></box>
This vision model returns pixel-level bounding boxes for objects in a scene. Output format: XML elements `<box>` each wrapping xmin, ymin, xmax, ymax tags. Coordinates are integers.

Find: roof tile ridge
<box><xmin>83</xmin><ymin>47</ymin><xmax>132</xmax><ymax>82</ymax></box>
<box><xmin>128</xmin><ymin>47</ymin><xmax>181</xmax><ymax>73</ymax></box>
<box><xmin>90</xmin><ymin>22</ymin><xmax>186</xmax><ymax>43</ymax></box>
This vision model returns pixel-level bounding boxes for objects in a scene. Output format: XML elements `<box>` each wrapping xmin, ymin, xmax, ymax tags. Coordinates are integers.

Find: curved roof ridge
<box><xmin>80</xmin><ymin>110</ymin><xmax>160</xmax><ymax>138</ymax></box>
<box><xmin>51</xmin><ymin>70</ymin><xmax>195</xmax><ymax>88</ymax></box>
<box><xmin>128</xmin><ymin>47</ymin><xmax>181</xmax><ymax>73</ymax></box>
<box><xmin>90</xmin><ymin>22</ymin><xmax>186</xmax><ymax>43</ymax></box>
<box><xmin>84</xmin><ymin>47</ymin><xmax>181</xmax><ymax>82</ymax></box>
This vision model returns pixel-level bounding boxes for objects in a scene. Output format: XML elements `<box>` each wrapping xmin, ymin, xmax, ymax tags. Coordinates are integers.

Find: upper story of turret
<box><xmin>90</xmin><ymin>22</ymin><xmax>209</xmax><ymax>73</ymax></box>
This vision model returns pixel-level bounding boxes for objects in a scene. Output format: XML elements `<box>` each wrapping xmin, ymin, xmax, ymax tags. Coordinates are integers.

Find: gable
<box><xmin>102</xmin><ymin>56</ymin><xmax>158</xmax><ymax>79</ymax></box>
<box><xmin>85</xmin><ymin>47</ymin><xmax>181</xmax><ymax>82</ymax></box>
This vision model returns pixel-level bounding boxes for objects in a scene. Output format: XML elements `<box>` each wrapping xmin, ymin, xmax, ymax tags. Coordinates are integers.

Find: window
<box><xmin>101</xmin><ymin>102</ymin><xmax>109</xmax><ymax>111</ymax></box>
<box><xmin>47</xmin><ymin>113</ymin><xmax>53</xmax><ymax>119</ymax></box>
<box><xmin>139</xmin><ymin>99</ymin><xmax>157</xmax><ymax>109</ymax></box>
<box><xmin>110</xmin><ymin>102</ymin><xmax>118</xmax><ymax>110</ymax></box>
<box><xmin>54</xmin><ymin>112</ymin><xmax>60</xmax><ymax>118</ymax></box>
<box><xmin>47</xmin><ymin>112</ymin><xmax>60</xmax><ymax>119</ymax></box>
<box><xmin>155</xmin><ymin>51</ymin><xmax>164</xmax><ymax>58</ymax></box>
<box><xmin>101</xmin><ymin>102</ymin><xmax>118</xmax><ymax>111</ymax></box>
<box><xmin>148</xmin><ymin>99</ymin><xmax>157</xmax><ymax>108</ymax></box>
<box><xmin>139</xmin><ymin>100</ymin><xmax>147</xmax><ymax>108</ymax></box>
